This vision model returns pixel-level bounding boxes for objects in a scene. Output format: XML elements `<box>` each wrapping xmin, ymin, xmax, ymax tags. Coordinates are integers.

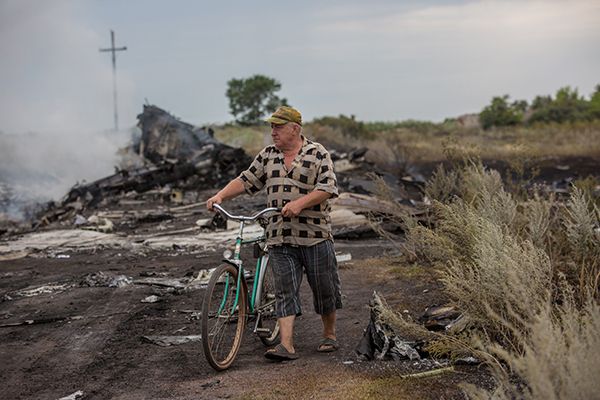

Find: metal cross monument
<box><xmin>100</xmin><ymin>30</ymin><xmax>127</xmax><ymax>131</ymax></box>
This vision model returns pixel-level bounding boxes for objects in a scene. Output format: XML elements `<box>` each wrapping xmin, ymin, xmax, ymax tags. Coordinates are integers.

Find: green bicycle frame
<box><xmin>217</xmin><ymin>220</ymin><xmax>268</xmax><ymax>315</ymax></box>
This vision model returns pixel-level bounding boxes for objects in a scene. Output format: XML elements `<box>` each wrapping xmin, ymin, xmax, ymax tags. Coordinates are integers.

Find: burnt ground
<box><xmin>0</xmin><ymin>198</ymin><xmax>491</xmax><ymax>400</ymax></box>
<box><xmin>4</xmin><ymin>153</ymin><xmax>598</xmax><ymax>400</ymax></box>
<box><xmin>0</xmin><ymin>240</ymin><xmax>494</xmax><ymax>400</ymax></box>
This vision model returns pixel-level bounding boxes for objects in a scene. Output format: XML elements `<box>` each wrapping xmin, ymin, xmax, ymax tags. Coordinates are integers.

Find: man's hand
<box><xmin>206</xmin><ymin>178</ymin><xmax>246</xmax><ymax>211</ymax></box>
<box><xmin>281</xmin><ymin>199</ymin><xmax>304</xmax><ymax>218</ymax></box>
<box><xmin>206</xmin><ymin>194</ymin><xmax>223</xmax><ymax>211</ymax></box>
<box><xmin>281</xmin><ymin>191</ymin><xmax>332</xmax><ymax>218</ymax></box>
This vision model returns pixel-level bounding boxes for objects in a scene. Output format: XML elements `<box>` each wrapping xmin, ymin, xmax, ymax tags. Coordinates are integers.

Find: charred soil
<box><xmin>0</xmin><ymin>232</ymin><xmax>490</xmax><ymax>400</ymax></box>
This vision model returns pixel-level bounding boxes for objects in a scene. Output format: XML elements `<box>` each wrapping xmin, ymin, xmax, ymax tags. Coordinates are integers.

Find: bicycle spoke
<box><xmin>209</xmin><ymin>291</ymin><xmax>233</xmax><ymax>357</ymax></box>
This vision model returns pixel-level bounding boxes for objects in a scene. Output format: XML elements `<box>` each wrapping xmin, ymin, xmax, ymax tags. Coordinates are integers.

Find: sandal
<box><xmin>317</xmin><ymin>337</ymin><xmax>339</xmax><ymax>353</ymax></box>
<box><xmin>264</xmin><ymin>344</ymin><xmax>299</xmax><ymax>361</ymax></box>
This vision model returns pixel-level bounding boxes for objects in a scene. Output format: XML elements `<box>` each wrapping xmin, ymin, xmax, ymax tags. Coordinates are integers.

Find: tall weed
<box><xmin>378</xmin><ymin>159</ymin><xmax>599</xmax><ymax>396</ymax></box>
<box><xmin>465</xmin><ymin>289</ymin><xmax>600</xmax><ymax>400</ymax></box>
<box><xmin>564</xmin><ymin>188</ymin><xmax>600</xmax><ymax>300</ymax></box>
<box><xmin>440</xmin><ymin>202</ymin><xmax>552</xmax><ymax>347</ymax></box>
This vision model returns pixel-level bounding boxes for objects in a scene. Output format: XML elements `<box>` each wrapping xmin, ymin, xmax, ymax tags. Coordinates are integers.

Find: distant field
<box><xmin>213</xmin><ymin>119</ymin><xmax>600</xmax><ymax>166</ymax></box>
<box><xmin>214</xmin><ymin>125</ymin><xmax>270</xmax><ymax>157</ymax></box>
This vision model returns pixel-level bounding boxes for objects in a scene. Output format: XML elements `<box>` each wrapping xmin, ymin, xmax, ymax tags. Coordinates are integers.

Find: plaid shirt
<box><xmin>239</xmin><ymin>137</ymin><xmax>338</xmax><ymax>246</ymax></box>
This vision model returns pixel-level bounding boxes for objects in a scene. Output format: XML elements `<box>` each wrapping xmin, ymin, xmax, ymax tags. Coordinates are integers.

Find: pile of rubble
<box><xmin>35</xmin><ymin>105</ymin><xmax>252</xmax><ymax>227</ymax></box>
<box><xmin>0</xmin><ymin>104</ymin><xmax>430</xmax><ymax>246</ymax></box>
<box><xmin>356</xmin><ymin>292</ymin><xmax>475</xmax><ymax>368</ymax></box>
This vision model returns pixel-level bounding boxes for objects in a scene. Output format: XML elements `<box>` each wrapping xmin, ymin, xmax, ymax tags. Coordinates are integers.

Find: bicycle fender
<box><xmin>221</xmin><ymin>259</ymin><xmax>237</xmax><ymax>268</ymax></box>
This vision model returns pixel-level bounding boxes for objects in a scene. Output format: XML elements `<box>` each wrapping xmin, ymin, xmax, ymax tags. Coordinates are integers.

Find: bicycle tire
<box><xmin>201</xmin><ymin>263</ymin><xmax>247</xmax><ymax>371</ymax></box>
<box><xmin>256</xmin><ymin>261</ymin><xmax>280</xmax><ymax>346</ymax></box>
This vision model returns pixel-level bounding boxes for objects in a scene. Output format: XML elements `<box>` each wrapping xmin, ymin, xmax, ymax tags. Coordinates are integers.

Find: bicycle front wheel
<box><xmin>201</xmin><ymin>263</ymin><xmax>247</xmax><ymax>371</ymax></box>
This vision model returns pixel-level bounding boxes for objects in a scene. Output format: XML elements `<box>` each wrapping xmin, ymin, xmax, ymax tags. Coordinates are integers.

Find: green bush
<box><xmin>588</xmin><ymin>84</ymin><xmax>600</xmax><ymax>120</ymax></box>
<box><xmin>365</xmin><ymin>119</ymin><xmax>440</xmax><ymax>134</ymax></box>
<box><xmin>479</xmin><ymin>95</ymin><xmax>526</xmax><ymax>129</ymax></box>
<box><xmin>479</xmin><ymin>85</ymin><xmax>600</xmax><ymax>129</ymax></box>
<box><xmin>310</xmin><ymin>114</ymin><xmax>371</xmax><ymax>139</ymax></box>
<box><xmin>528</xmin><ymin>86</ymin><xmax>590</xmax><ymax>124</ymax></box>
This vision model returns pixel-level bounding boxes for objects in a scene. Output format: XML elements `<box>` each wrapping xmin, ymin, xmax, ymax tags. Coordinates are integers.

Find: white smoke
<box><xmin>0</xmin><ymin>129</ymin><xmax>133</xmax><ymax>219</ymax></box>
<box><xmin>0</xmin><ymin>1</ymin><xmax>136</xmax><ymax>219</ymax></box>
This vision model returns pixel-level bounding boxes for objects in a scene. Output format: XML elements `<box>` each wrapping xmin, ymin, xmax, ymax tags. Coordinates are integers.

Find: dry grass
<box><xmin>465</xmin><ymin>290</ymin><xmax>600</xmax><ymax>400</ymax></box>
<box><xmin>235</xmin><ymin>363</ymin><xmax>463</xmax><ymax>400</ymax></box>
<box><xmin>213</xmin><ymin>125</ymin><xmax>268</xmax><ymax>156</ymax></box>
<box><xmin>563</xmin><ymin>188</ymin><xmax>600</xmax><ymax>300</ymax></box>
<box><xmin>441</xmin><ymin>207</ymin><xmax>552</xmax><ymax>341</ymax></box>
<box><xmin>373</xmin><ymin>158</ymin><xmax>600</xmax><ymax>397</ymax></box>
<box><xmin>308</xmin><ymin>120</ymin><xmax>600</xmax><ymax>163</ymax></box>
<box><xmin>424</xmin><ymin>164</ymin><xmax>460</xmax><ymax>203</ymax></box>
<box><xmin>387</xmin><ymin>263</ymin><xmax>428</xmax><ymax>279</ymax></box>
<box><xmin>212</xmin><ymin>120</ymin><xmax>600</xmax><ymax>168</ymax></box>
<box><xmin>234</xmin><ymin>366</ymin><xmax>355</xmax><ymax>400</ymax></box>
<box><xmin>352</xmin><ymin>256</ymin><xmax>412</xmax><ymax>283</ymax></box>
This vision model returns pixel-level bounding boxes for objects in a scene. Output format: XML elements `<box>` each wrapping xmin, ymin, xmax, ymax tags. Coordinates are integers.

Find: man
<box><xmin>206</xmin><ymin>106</ymin><xmax>342</xmax><ymax>361</ymax></box>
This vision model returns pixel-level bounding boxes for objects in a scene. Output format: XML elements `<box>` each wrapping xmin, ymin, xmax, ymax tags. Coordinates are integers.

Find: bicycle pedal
<box><xmin>255</xmin><ymin>327</ymin><xmax>271</xmax><ymax>337</ymax></box>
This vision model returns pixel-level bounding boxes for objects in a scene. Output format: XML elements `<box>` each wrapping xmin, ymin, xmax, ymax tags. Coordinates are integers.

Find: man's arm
<box><xmin>206</xmin><ymin>178</ymin><xmax>246</xmax><ymax>210</ymax></box>
<box><xmin>281</xmin><ymin>190</ymin><xmax>332</xmax><ymax>218</ymax></box>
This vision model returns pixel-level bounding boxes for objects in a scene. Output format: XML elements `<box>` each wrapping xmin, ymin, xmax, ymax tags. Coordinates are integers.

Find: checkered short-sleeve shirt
<box><xmin>238</xmin><ymin>137</ymin><xmax>338</xmax><ymax>246</ymax></box>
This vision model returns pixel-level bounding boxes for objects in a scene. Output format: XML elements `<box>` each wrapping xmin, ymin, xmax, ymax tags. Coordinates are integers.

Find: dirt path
<box><xmin>0</xmin><ymin>237</ymin><xmax>491</xmax><ymax>400</ymax></box>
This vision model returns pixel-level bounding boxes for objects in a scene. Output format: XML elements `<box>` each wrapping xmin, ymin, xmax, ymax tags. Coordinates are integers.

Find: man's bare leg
<box><xmin>278</xmin><ymin>315</ymin><xmax>296</xmax><ymax>353</ymax></box>
<box><xmin>320</xmin><ymin>311</ymin><xmax>337</xmax><ymax>349</ymax></box>
<box><xmin>321</xmin><ymin>311</ymin><xmax>336</xmax><ymax>339</ymax></box>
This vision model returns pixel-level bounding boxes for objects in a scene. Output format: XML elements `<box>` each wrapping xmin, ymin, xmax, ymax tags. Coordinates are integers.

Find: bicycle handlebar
<box><xmin>212</xmin><ymin>204</ymin><xmax>280</xmax><ymax>222</ymax></box>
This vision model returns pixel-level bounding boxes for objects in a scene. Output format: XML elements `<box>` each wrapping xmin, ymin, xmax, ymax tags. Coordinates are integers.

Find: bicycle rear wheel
<box><xmin>256</xmin><ymin>261</ymin><xmax>280</xmax><ymax>346</ymax></box>
<box><xmin>201</xmin><ymin>263</ymin><xmax>247</xmax><ymax>371</ymax></box>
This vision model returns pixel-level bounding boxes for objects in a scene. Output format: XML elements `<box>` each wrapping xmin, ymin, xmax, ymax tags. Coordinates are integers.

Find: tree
<box><xmin>479</xmin><ymin>95</ymin><xmax>526</xmax><ymax>129</ymax></box>
<box><xmin>226</xmin><ymin>75</ymin><xmax>288</xmax><ymax>125</ymax></box>
<box><xmin>528</xmin><ymin>86</ymin><xmax>589</xmax><ymax>124</ymax></box>
<box><xmin>311</xmin><ymin>114</ymin><xmax>369</xmax><ymax>138</ymax></box>
<box><xmin>588</xmin><ymin>84</ymin><xmax>600</xmax><ymax>120</ymax></box>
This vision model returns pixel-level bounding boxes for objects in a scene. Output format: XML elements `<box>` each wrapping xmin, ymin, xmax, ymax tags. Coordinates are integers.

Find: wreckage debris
<box><xmin>1</xmin><ymin>104</ymin><xmax>436</xmax><ymax>245</ymax></box>
<box><xmin>354</xmin><ymin>293</ymin><xmax>478</xmax><ymax>369</ymax></box>
<box><xmin>332</xmin><ymin>192</ymin><xmax>423</xmax><ymax>217</ymax></box>
<box><xmin>200</xmin><ymin>379</ymin><xmax>221</xmax><ymax>389</ymax></box>
<box><xmin>80</xmin><ymin>271</ymin><xmax>132</xmax><ymax>288</ymax></box>
<box><xmin>0</xmin><ymin>222</ymin><xmax>265</xmax><ymax>257</ymax></box>
<box><xmin>134</xmin><ymin>269</ymin><xmax>213</xmax><ymax>291</ymax></box>
<box><xmin>179</xmin><ymin>309</ymin><xmax>203</xmax><ymax>320</ymax></box>
<box><xmin>141</xmin><ymin>335</ymin><xmax>202</xmax><ymax>347</ymax></box>
<box><xmin>335</xmin><ymin>252</ymin><xmax>352</xmax><ymax>263</ymax></box>
<box><xmin>355</xmin><ymin>291</ymin><xmax>422</xmax><ymax>361</ymax></box>
<box><xmin>58</xmin><ymin>390</ymin><xmax>84</xmax><ymax>400</ymax></box>
<box><xmin>0</xmin><ymin>315</ymin><xmax>83</xmax><ymax>328</ymax></box>
<box><xmin>2</xmin><ymin>282</ymin><xmax>75</xmax><ymax>301</ymax></box>
<box><xmin>141</xmin><ymin>295</ymin><xmax>160</xmax><ymax>303</ymax></box>
<box><xmin>400</xmin><ymin>366</ymin><xmax>454</xmax><ymax>379</ymax></box>
<box><xmin>329</xmin><ymin>192</ymin><xmax>427</xmax><ymax>238</ymax></box>
<box><xmin>35</xmin><ymin>105</ymin><xmax>252</xmax><ymax>227</ymax></box>
<box><xmin>419</xmin><ymin>305</ymin><xmax>461</xmax><ymax>332</ymax></box>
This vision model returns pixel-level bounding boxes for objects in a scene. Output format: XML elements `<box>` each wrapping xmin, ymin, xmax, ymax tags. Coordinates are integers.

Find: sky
<box><xmin>1</xmin><ymin>0</ymin><xmax>599</xmax><ymax>134</ymax></box>
<box><xmin>0</xmin><ymin>0</ymin><xmax>599</xmax><ymax>213</ymax></box>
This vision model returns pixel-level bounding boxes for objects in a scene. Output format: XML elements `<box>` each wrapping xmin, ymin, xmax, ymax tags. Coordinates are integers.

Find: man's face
<box><xmin>271</xmin><ymin>122</ymin><xmax>298</xmax><ymax>151</ymax></box>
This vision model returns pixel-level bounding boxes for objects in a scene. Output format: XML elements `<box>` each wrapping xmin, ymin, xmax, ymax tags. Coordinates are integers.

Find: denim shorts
<box><xmin>268</xmin><ymin>240</ymin><xmax>343</xmax><ymax>318</ymax></box>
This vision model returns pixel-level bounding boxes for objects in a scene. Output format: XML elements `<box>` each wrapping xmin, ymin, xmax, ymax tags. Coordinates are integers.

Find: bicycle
<box><xmin>201</xmin><ymin>204</ymin><xmax>281</xmax><ymax>371</ymax></box>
